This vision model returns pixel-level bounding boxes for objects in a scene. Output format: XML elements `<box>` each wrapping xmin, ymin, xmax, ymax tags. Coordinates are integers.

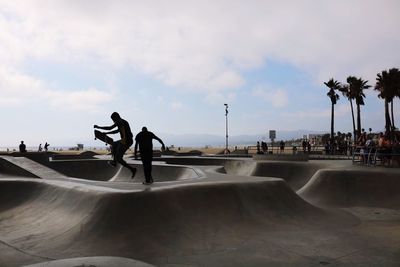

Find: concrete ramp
<box><xmin>298</xmin><ymin>169</ymin><xmax>400</xmax><ymax>208</ymax></box>
<box><xmin>24</xmin><ymin>256</ymin><xmax>155</xmax><ymax>267</ymax></box>
<box><xmin>110</xmin><ymin>163</ymin><xmax>201</xmax><ymax>182</ymax></box>
<box><xmin>0</xmin><ymin>178</ymin><xmax>356</xmax><ymax>266</ymax></box>
<box><xmin>2</xmin><ymin>157</ymin><xmax>400</xmax><ymax>267</ymax></box>
<box><xmin>0</xmin><ymin>156</ymin><xmax>67</xmax><ymax>179</ymax></box>
<box><xmin>216</xmin><ymin>160</ymin><xmax>333</xmax><ymax>190</ymax></box>
<box><xmin>46</xmin><ymin>159</ymin><xmax>201</xmax><ymax>182</ymax></box>
<box><xmin>0</xmin><ymin>156</ymin><xmax>39</xmax><ymax>178</ymax></box>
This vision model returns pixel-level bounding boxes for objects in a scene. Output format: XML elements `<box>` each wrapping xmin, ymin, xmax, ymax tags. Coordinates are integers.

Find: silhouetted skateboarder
<box><xmin>94</xmin><ymin>112</ymin><xmax>137</xmax><ymax>178</ymax></box>
<box><xmin>134</xmin><ymin>127</ymin><xmax>165</xmax><ymax>185</ymax></box>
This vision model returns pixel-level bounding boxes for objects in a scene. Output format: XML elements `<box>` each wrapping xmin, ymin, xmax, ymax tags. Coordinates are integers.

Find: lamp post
<box><xmin>224</xmin><ymin>103</ymin><xmax>229</xmax><ymax>154</ymax></box>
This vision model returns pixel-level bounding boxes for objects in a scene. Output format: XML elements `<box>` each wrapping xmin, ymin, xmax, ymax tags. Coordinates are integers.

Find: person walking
<box><xmin>134</xmin><ymin>127</ymin><xmax>165</xmax><ymax>185</ymax></box>
<box><xmin>94</xmin><ymin>112</ymin><xmax>137</xmax><ymax>178</ymax></box>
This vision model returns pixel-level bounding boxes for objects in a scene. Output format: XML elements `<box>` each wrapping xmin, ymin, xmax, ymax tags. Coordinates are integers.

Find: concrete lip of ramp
<box><xmin>37</xmin><ymin>157</ymin><xmax>203</xmax><ymax>183</ymax></box>
<box><xmin>23</xmin><ymin>256</ymin><xmax>155</xmax><ymax>267</ymax></box>
<box><xmin>1</xmin><ymin>155</ymin><xmax>400</xmax><ymax>266</ymax></box>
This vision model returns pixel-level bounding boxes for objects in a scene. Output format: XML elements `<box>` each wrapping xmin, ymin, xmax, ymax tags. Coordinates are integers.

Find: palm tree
<box><xmin>353</xmin><ymin>77</ymin><xmax>371</xmax><ymax>137</ymax></box>
<box><xmin>325</xmin><ymin>78</ymin><xmax>340</xmax><ymax>144</ymax></box>
<box><xmin>375</xmin><ymin>68</ymin><xmax>398</xmax><ymax>133</ymax></box>
<box><xmin>391</xmin><ymin>69</ymin><xmax>400</xmax><ymax>129</ymax></box>
<box><xmin>339</xmin><ymin>76</ymin><xmax>357</xmax><ymax>142</ymax></box>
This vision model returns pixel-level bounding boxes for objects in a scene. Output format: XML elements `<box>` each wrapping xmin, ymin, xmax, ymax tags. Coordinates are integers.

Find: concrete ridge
<box><xmin>1</xmin><ymin>156</ymin><xmax>67</xmax><ymax>179</ymax></box>
<box><xmin>23</xmin><ymin>256</ymin><xmax>155</xmax><ymax>267</ymax></box>
<box><xmin>298</xmin><ymin>168</ymin><xmax>400</xmax><ymax>208</ymax></box>
<box><xmin>0</xmin><ymin>177</ymin><xmax>357</xmax><ymax>265</ymax></box>
<box><xmin>1</xmin><ymin>156</ymin><xmax>400</xmax><ymax>266</ymax></box>
<box><xmin>0</xmin><ymin>156</ymin><xmax>40</xmax><ymax>178</ymax></box>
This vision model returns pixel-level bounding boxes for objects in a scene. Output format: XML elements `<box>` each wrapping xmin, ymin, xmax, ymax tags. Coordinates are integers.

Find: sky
<box><xmin>0</xmin><ymin>0</ymin><xmax>399</xmax><ymax>147</ymax></box>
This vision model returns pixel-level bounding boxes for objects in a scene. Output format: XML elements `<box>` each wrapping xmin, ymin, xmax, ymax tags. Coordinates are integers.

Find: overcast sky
<box><xmin>0</xmin><ymin>0</ymin><xmax>399</xmax><ymax>147</ymax></box>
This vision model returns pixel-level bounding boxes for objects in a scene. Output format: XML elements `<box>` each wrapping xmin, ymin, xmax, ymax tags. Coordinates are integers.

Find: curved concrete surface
<box><xmin>0</xmin><ymin>157</ymin><xmax>39</xmax><ymax>178</ymax></box>
<box><xmin>1</xmin><ymin>155</ymin><xmax>400</xmax><ymax>266</ymax></box>
<box><xmin>0</xmin><ymin>177</ymin><xmax>357</xmax><ymax>266</ymax></box>
<box><xmin>24</xmin><ymin>256</ymin><xmax>155</xmax><ymax>267</ymax></box>
<box><xmin>46</xmin><ymin>159</ymin><xmax>201</xmax><ymax>182</ymax></box>
<box><xmin>298</xmin><ymin>168</ymin><xmax>400</xmax><ymax>208</ymax></box>
<box><xmin>161</xmin><ymin>157</ymin><xmax>345</xmax><ymax>190</ymax></box>
<box><xmin>221</xmin><ymin>160</ymin><xmax>335</xmax><ymax>190</ymax></box>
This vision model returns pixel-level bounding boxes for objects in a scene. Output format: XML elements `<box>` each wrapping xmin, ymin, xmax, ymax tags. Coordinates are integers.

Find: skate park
<box><xmin>0</xmin><ymin>152</ymin><xmax>400</xmax><ymax>267</ymax></box>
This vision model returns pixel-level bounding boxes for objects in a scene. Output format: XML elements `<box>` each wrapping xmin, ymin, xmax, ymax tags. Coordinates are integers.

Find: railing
<box><xmin>352</xmin><ymin>146</ymin><xmax>400</xmax><ymax>167</ymax></box>
<box><xmin>243</xmin><ymin>145</ymin><xmax>353</xmax><ymax>159</ymax></box>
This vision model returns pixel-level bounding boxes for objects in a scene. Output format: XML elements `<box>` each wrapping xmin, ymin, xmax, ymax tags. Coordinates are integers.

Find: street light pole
<box><xmin>224</xmin><ymin>103</ymin><xmax>229</xmax><ymax>153</ymax></box>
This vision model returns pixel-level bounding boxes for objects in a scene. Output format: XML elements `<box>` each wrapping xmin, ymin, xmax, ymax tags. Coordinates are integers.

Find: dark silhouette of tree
<box><xmin>352</xmin><ymin>77</ymin><xmax>371</xmax><ymax>137</ymax></box>
<box><xmin>392</xmin><ymin>69</ymin><xmax>400</xmax><ymax>129</ymax></box>
<box><xmin>375</xmin><ymin>68</ymin><xmax>399</xmax><ymax>133</ymax></box>
<box><xmin>325</xmin><ymin>78</ymin><xmax>340</xmax><ymax>143</ymax></box>
<box><xmin>339</xmin><ymin>76</ymin><xmax>357</xmax><ymax>142</ymax></box>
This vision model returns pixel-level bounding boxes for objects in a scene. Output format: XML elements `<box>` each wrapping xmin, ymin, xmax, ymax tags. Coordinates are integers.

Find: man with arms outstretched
<box><xmin>94</xmin><ymin>112</ymin><xmax>136</xmax><ymax>177</ymax></box>
<box><xmin>134</xmin><ymin>127</ymin><xmax>165</xmax><ymax>185</ymax></box>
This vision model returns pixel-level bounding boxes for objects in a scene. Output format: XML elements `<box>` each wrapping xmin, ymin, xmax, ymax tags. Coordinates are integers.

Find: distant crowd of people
<box><xmin>354</xmin><ymin>128</ymin><xmax>400</xmax><ymax>166</ymax></box>
<box><xmin>256</xmin><ymin>141</ymin><xmax>269</xmax><ymax>154</ymax></box>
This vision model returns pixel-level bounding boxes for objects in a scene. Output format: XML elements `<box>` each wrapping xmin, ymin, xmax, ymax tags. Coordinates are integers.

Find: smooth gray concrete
<box><xmin>24</xmin><ymin>256</ymin><xmax>155</xmax><ymax>267</ymax></box>
<box><xmin>0</xmin><ymin>155</ymin><xmax>399</xmax><ymax>267</ymax></box>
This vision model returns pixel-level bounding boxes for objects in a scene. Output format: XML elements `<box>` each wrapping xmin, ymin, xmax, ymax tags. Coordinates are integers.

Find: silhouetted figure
<box><xmin>302</xmin><ymin>140</ymin><xmax>307</xmax><ymax>152</ymax></box>
<box><xmin>44</xmin><ymin>142</ymin><xmax>50</xmax><ymax>152</ymax></box>
<box><xmin>134</xmin><ymin>127</ymin><xmax>165</xmax><ymax>185</ymax></box>
<box><xmin>357</xmin><ymin>128</ymin><xmax>367</xmax><ymax>146</ymax></box>
<box><xmin>256</xmin><ymin>141</ymin><xmax>262</xmax><ymax>154</ymax></box>
<box><xmin>94</xmin><ymin>112</ymin><xmax>137</xmax><ymax>177</ymax></box>
<box><xmin>38</xmin><ymin>144</ymin><xmax>42</xmax><ymax>152</ymax></box>
<box><xmin>279</xmin><ymin>140</ymin><xmax>285</xmax><ymax>153</ymax></box>
<box><xmin>19</xmin><ymin>141</ymin><xmax>27</xmax><ymax>153</ymax></box>
<box><xmin>324</xmin><ymin>141</ymin><xmax>331</xmax><ymax>154</ymax></box>
<box><xmin>261</xmin><ymin>141</ymin><xmax>268</xmax><ymax>153</ymax></box>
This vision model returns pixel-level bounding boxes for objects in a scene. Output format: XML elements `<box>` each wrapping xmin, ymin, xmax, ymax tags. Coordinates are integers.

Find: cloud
<box><xmin>205</xmin><ymin>91</ymin><xmax>237</xmax><ymax>105</ymax></box>
<box><xmin>0</xmin><ymin>0</ymin><xmax>399</xmax><ymax>97</ymax></box>
<box><xmin>283</xmin><ymin>104</ymin><xmax>350</xmax><ymax>119</ymax></box>
<box><xmin>252</xmin><ymin>85</ymin><xmax>289</xmax><ymax>108</ymax></box>
<box><xmin>170</xmin><ymin>101</ymin><xmax>185</xmax><ymax>111</ymax></box>
<box><xmin>44</xmin><ymin>88</ymin><xmax>112</xmax><ymax>112</ymax></box>
<box><xmin>0</xmin><ymin>66</ymin><xmax>113</xmax><ymax>112</ymax></box>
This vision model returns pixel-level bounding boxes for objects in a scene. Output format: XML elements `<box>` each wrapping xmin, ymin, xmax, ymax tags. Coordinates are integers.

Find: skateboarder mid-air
<box><xmin>94</xmin><ymin>112</ymin><xmax>136</xmax><ymax>178</ymax></box>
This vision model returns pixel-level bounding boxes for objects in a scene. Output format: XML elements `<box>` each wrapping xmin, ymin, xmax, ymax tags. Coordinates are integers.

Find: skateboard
<box><xmin>94</xmin><ymin>130</ymin><xmax>114</xmax><ymax>145</ymax></box>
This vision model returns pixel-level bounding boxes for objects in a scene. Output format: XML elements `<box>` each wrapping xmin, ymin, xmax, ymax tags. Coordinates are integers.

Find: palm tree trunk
<box><xmin>350</xmin><ymin>99</ymin><xmax>356</xmax><ymax>142</ymax></box>
<box><xmin>356</xmin><ymin>103</ymin><xmax>361</xmax><ymax>137</ymax></box>
<box><xmin>331</xmin><ymin>103</ymin><xmax>334</xmax><ymax>144</ymax></box>
<box><xmin>385</xmin><ymin>99</ymin><xmax>392</xmax><ymax>133</ymax></box>
<box><xmin>391</xmin><ymin>101</ymin><xmax>395</xmax><ymax>129</ymax></box>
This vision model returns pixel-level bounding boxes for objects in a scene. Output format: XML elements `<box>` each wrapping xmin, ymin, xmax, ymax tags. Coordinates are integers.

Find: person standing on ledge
<box><xmin>19</xmin><ymin>141</ymin><xmax>27</xmax><ymax>153</ymax></box>
<box><xmin>134</xmin><ymin>127</ymin><xmax>165</xmax><ymax>185</ymax></box>
<box><xmin>94</xmin><ymin>112</ymin><xmax>137</xmax><ymax>178</ymax></box>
